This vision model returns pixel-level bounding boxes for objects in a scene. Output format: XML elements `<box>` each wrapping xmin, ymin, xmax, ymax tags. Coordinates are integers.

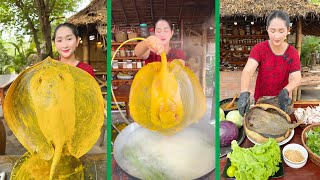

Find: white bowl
<box><xmin>282</xmin><ymin>143</ymin><xmax>308</xmax><ymax>168</ymax></box>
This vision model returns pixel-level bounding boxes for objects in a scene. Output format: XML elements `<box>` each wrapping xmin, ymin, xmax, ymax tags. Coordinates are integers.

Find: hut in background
<box><xmin>68</xmin><ymin>0</ymin><xmax>106</xmax><ymax>72</ymax></box>
<box><xmin>220</xmin><ymin>0</ymin><xmax>320</xmax><ymax>101</ymax></box>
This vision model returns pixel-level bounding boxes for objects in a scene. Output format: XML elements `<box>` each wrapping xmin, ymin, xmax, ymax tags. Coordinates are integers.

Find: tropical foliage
<box><xmin>0</xmin><ymin>0</ymin><xmax>85</xmax><ymax>58</ymax></box>
<box><xmin>0</xmin><ymin>40</ymin><xmax>14</xmax><ymax>74</ymax></box>
<box><xmin>0</xmin><ymin>40</ymin><xmax>37</xmax><ymax>74</ymax></box>
<box><xmin>300</xmin><ymin>36</ymin><xmax>320</xmax><ymax>67</ymax></box>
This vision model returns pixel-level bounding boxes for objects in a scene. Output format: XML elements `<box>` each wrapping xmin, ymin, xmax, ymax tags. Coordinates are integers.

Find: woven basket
<box><xmin>128</xmin><ymin>32</ymin><xmax>138</xmax><ymax>39</ymax></box>
<box><xmin>127</xmin><ymin>27</ymin><xmax>138</xmax><ymax>41</ymax></box>
<box><xmin>301</xmin><ymin>123</ymin><xmax>320</xmax><ymax>166</ymax></box>
<box><xmin>115</xmin><ymin>31</ymin><xmax>127</xmax><ymax>42</ymax></box>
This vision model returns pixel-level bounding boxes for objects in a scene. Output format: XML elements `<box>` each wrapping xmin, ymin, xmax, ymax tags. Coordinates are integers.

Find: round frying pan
<box><xmin>113</xmin><ymin>121</ymin><xmax>215</xmax><ymax>179</ymax></box>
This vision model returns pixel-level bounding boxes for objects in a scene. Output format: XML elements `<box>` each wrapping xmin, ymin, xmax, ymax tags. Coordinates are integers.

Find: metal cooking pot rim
<box><xmin>113</xmin><ymin>122</ymin><xmax>215</xmax><ymax>179</ymax></box>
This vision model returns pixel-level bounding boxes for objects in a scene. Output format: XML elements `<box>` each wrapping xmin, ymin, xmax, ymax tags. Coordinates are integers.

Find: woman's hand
<box><xmin>144</xmin><ymin>36</ymin><xmax>164</xmax><ymax>55</ymax></box>
<box><xmin>278</xmin><ymin>88</ymin><xmax>291</xmax><ymax>112</ymax></box>
<box><xmin>238</xmin><ymin>92</ymin><xmax>250</xmax><ymax>117</ymax></box>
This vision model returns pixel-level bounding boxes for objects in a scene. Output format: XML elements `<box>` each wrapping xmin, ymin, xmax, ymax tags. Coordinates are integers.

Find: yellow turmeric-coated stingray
<box><xmin>4</xmin><ymin>57</ymin><xmax>104</xmax><ymax>179</ymax></box>
<box><xmin>10</xmin><ymin>152</ymin><xmax>84</xmax><ymax>179</ymax></box>
<box><xmin>129</xmin><ymin>52</ymin><xmax>206</xmax><ymax>135</ymax></box>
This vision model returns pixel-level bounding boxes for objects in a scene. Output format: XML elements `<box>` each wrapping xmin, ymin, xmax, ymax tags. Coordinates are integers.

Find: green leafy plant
<box><xmin>7</xmin><ymin>41</ymin><xmax>37</xmax><ymax>73</ymax></box>
<box><xmin>0</xmin><ymin>39</ymin><xmax>37</xmax><ymax>74</ymax></box>
<box><xmin>306</xmin><ymin>127</ymin><xmax>320</xmax><ymax>156</ymax></box>
<box><xmin>300</xmin><ymin>36</ymin><xmax>320</xmax><ymax>67</ymax></box>
<box><xmin>0</xmin><ymin>40</ymin><xmax>15</xmax><ymax>74</ymax></box>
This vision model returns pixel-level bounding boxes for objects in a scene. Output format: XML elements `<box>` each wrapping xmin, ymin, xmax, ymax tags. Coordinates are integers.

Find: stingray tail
<box><xmin>49</xmin><ymin>144</ymin><xmax>63</xmax><ymax>180</ymax></box>
<box><xmin>292</xmin><ymin>112</ymin><xmax>307</xmax><ymax>129</ymax></box>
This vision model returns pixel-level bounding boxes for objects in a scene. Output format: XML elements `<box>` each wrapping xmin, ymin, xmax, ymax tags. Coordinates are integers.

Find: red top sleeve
<box><xmin>76</xmin><ymin>62</ymin><xmax>95</xmax><ymax>77</ymax></box>
<box><xmin>288</xmin><ymin>47</ymin><xmax>301</xmax><ymax>73</ymax></box>
<box><xmin>145</xmin><ymin>48</ymin><xmax>186</xmax><ymax>65</ymax></box>
<box><xmin>248</xmin><ymin>41</ymin><xmax>264</xmax><ymax>63</ymax></box>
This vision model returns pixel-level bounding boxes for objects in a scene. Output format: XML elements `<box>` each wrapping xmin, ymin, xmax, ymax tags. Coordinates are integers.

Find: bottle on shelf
<box><xmin>176</xmin><ymin>27</ymin><xmax>180</xmax><ymax>41</ymax></box>
<box><xmin>119</xmin><ymin>47</ymin><xmax>126</xmax><ymax>57</ymax></box>
<box><xmin>139</xmin><ymin>23</ymin><xmax>149</xmax><ymax>38</ymax></box>
<box><xmin>172</xmin><ymin>23</ymin><xmax>176</xmax><ymax>41</ymax></box>
<box><xmin>245</xmin><ymin>25</ymin><xmax>251</xmax><ymax>35</ymax></box>
<box><xmin>149</xmin><ymin>27</ymin><xmax>155</xmax><ymax>36</ymax></box>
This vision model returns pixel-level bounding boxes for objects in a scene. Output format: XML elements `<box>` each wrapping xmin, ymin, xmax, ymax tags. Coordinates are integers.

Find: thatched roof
<box><xmin>112</xmin><ymin>0</ymin><xmax>214</xmax><ymax>32</ymax></box>
<box><xmin>68</xmin><ymin>0</ymin><xmax>214</xmax><ymax>35</ymax></box>
<box><xmin>221</xmin><ymin>0</ymin><xmax>320</xmax><ymax>36</ymax></box>
<box><xmin>68</xmin><ymin>0</ymin><xmax>106</xmax><ymax>26</ymax></box>
<box><xmin>220</xmin><ymin>0</ymin><xmax>320</xmax><ymax>18</ymax></box>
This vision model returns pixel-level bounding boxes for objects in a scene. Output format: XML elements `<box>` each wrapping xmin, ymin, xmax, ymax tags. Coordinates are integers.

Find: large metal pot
<box><xmin>113</xmin><ymin>119</ymin><xmax>215</xmax><ymax>180</ymax></box>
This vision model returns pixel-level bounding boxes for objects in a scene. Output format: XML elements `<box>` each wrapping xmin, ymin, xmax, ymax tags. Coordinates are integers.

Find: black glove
<box><xmin>238</xmin><ymin>92</ymin><xmax>250</xmax><ymax>117</ymax></box>
<box><xmin>278</xmin><ymin>88</ymin><xmax>291</xmax><ymax>112</ymax></box>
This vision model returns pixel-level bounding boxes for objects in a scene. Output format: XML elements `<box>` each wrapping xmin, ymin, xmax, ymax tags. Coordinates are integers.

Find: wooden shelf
<box><xmin>222</xmin><ymin>56</ymin><xmax>248</xmax><ymax>60</ymax></box>
<box><xmin>227</xmin><ymin>61</ymin><xmax>247</xmax><ymax>65</ymax></box>
<box><xmin>112</xmin><ymin>57</ymin><xmax>144</xmax><ymax>60</ymax></box>
<box><xmin>220</xmin><ymin>34</ymin><xmax>268</xmax><ymax>67</ymax></box>
<box><xmin>170</xmin><ymin>41</ymin><xmax>182</xmax><ymax>44</ymax></box>
<box><xmin>221</xmin><ymin>50</ymin><xmax>251</xmax><ymax>53</ymax></box>
<box><xmin>112</xmin><ymin>42</ymin><xmax>140</xmax><ymax>45</ymax></box>
<box><xmin>112</xmin><ymin>79</ymin><xmax>133</xmax><ymax>83</ymax></box>
<box><xmin>112</xmin><ymin>41</ymin><xmax>182</xmax><ymax>45</ymax></box>
<box><xmin>112</xmin><ymin>68</ymin><xmax>140</xmax><ymax>71</ymax></box>
<box><xmin>221</xmin><ymin>43</ymin><xmax>260</xmax><ymax>45</ymax></box>
<box><xmin>221</xmin><ymin>35</ymin><xmax>268</xmax><ymax>38</ymax></box>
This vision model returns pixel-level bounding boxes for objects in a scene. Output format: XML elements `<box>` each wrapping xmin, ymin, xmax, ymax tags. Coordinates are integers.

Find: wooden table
<box><xmin>297</xmin><ymin>72</ymin><xmax>320</xmax><ymax>100</ymax></box>
<box><xmin>0</xmin><ymin>74</ymin><xmax>18</xmax><ymax>155</ymax></box>
<box><xmin>220</xmin><ymin>102</ymin><xmax>320</xmax><ymax>179</ymax></box>
<box><xmin>112</xmin><ymin>156</ymin><xmax>215</xmax><ymax>180</ymax></box>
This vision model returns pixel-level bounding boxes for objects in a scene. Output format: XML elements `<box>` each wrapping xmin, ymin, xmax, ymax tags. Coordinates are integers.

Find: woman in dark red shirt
<box><xmin>134</xmin><ymin>18</ymin><xmax>186</xmax><ymax>65</ymax></box>
<box><xmin>53</xmin><ymin>23</ymin><xmax>95</xmax><ymax>77</ymax></box>
<box><xmin>238</xmin><ymin>10</ymin><xmax>301</xmax><ymax>116</ymax></box>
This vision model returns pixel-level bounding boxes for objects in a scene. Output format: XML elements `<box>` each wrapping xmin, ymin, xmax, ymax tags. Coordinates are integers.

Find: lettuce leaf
<box><xmin>227</xmin><ymin>138</ymin><xmax>281</xmax><ymax>180</ymax></box>
<box><xmin>306</xmin><ymin>127</ymin><xmax>320</xmax><ymax>156</ymax></box>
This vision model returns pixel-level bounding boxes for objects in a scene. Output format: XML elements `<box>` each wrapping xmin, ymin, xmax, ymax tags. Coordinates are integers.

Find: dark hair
<box><xmin>266</xmin><ymin>10</ymin><xmax>290</xmax><ymax>29</ymax></box>
<box><xmin>52</xmin><ymin>22</ymin><xmax>79</xmax><ymax>41</ymax></box>
<box><xmin>155</xmin><ymin>18</ymin><xmax>173</xmax><ymax>30</ymax></box>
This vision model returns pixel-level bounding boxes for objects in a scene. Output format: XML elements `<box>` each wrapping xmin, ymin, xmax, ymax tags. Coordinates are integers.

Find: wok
<box><xmin>219</xmin><ymin>98</ymin><xmax>239</xmax><ymax>116</ymax></box>
<box><xmin>113</xmin><ymin>119</ymin><xmax>215</xmax><ymax>180</ymax></box>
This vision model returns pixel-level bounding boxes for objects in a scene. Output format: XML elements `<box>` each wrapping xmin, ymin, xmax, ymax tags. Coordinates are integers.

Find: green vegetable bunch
<box><xmin>227</xmin><ymin>138</ymin><xmax>281</xmax><ymax>180</ymax></box>
<box><xmin>306</xmin><ymin>127</ymin><xmax>320</xmax><ymax>156</ymax></box>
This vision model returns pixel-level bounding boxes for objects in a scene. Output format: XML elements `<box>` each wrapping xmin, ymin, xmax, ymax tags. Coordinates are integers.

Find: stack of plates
<box><xmin>117</xmin><ymin>74</ymin><xmax>133</xmax><ymax>80</ymax></box>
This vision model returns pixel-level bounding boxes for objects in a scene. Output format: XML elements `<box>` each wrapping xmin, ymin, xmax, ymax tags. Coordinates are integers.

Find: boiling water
<box><xmin>119</xmin><ymin>126</ymin><xmax>215</xmax><ymax>180</ymax></box>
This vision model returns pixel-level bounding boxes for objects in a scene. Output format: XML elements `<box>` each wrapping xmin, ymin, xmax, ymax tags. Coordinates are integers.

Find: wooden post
<box><xmin>0</xmin><ymin>120</ymin><xmax>6</xmax><ymax>155</ymax></box>
<box><xmin>296</xmin><ymin>18</ymin><xmax>302</xmax><ymax>56</ymax></box>
<box><xmin>293</xmin><ymin>18</ymin><xmax>302</xmax><ymax>101</ymax></box>
<box><xmin>82</xmin><ymin>30</ymin><xmax>90</xmax><ymax>64</ymax></box>
<box><xmin>201</xmin><ymin>23</ymin><xmax>208</xmax><ymax>94</ymax></box>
